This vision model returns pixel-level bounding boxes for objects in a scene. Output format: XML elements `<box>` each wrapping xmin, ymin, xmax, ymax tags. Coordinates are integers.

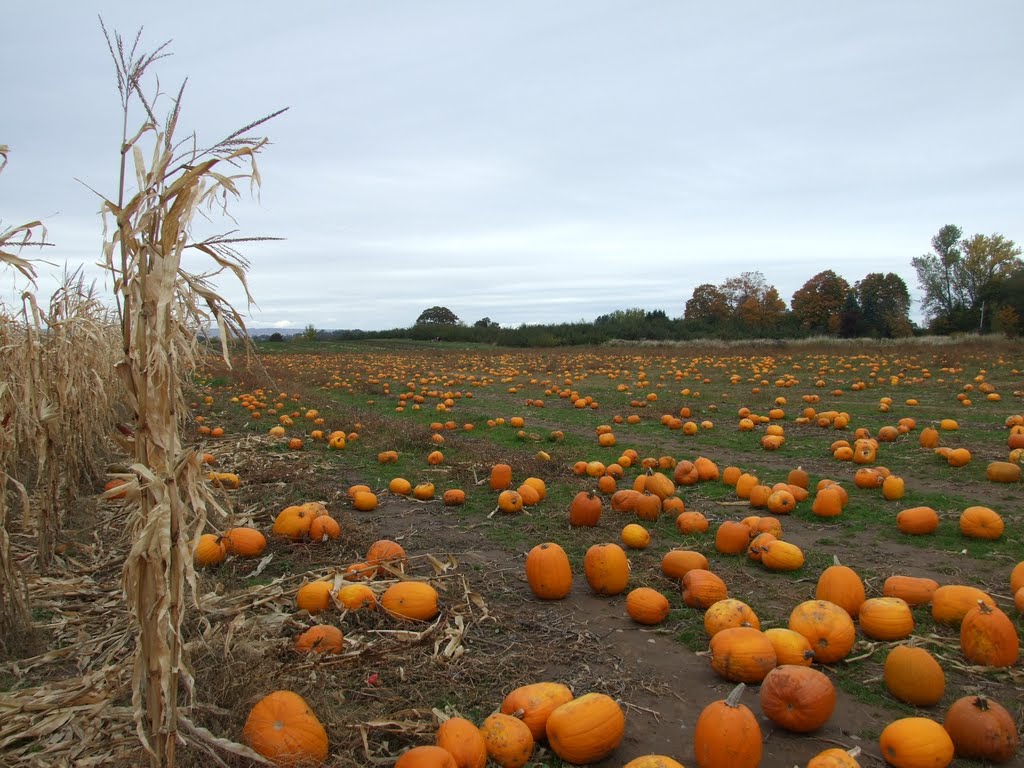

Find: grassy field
<box><xmin>174</xmin><ymin>337</ymin><xmax>1023</xmax><ymax>767</ymax></box>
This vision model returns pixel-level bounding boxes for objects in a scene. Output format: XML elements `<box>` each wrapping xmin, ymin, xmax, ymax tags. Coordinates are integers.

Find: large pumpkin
<box><xmin>243</xmin><ymin>690</ymin><xmax>329</xmax><ymax>766</ymax></box>
<box><xmin>661</xmin><ymin>550</ymin><xmax>709</xmax><ymax>579</ymax></box>
<box><xmin>758</xmin><ymin>665</ymin><xmax>835</xmax><ymax>732</ymax></box>
<box><xmin>931</xmin><ymin>585</ymin><xmax>995</xmax><ymax>625</ymax></box>
<box><xmin>693</xmin><ymin>683</ymin><xmax>761</xmax><ymax>768</ymax></box>
<box><xmin>682</xmin><ymin>569</ymin><xmax>728</xmax><ymax>609</ymax></box>
<box><xmin>703</xmin><ymin>598</ymin><xmax>760</xmax><ymax>637</ymax></box>
<box><xmin>943</xmin><ymin>695</ymin><xmax>1019</xmax><ymax>763</ymax></box>
<box><xmin>545</xmin><ymin>692</ymin><xmax>625</xmax><ymax>764</ymax></box>
<box><xmin>883</xmin><ymin>575</ymin><xmax>939</xmax><ymax>606</ymax></box>
<box><xmin>525</xmin><ymin>542</ymin><xmax>572</xmax><ymax>600</ymax></box>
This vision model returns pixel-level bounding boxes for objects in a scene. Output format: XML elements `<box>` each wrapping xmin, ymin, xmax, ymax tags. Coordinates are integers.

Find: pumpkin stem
<box><xmin>847</xmin><ymin>746</ymin><xmax>862</xmax><ymax>758</ymax></box>
<box><xmin>972</xmin><ymin>695</ymin><xmax>991</xmax><ymax>711</ymax></box>
<box><xmin>976</xmin><ymin>599</ymin><xmax>993</xmax><ymax>615</ymax></box>
<box><xmin>724</xmin><ymin>682</ymin><xmax>746</xmax><ymax>707</ymax></box>
<box><xmin>832</xmin><ymin>554</ymin><xmax>841</xmax><ymax>566</ymax></box>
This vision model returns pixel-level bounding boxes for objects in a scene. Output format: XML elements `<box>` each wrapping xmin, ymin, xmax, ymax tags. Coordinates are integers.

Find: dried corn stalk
<box><xmin>98</xmin><ymin>22</ymin><xmax>283</xmax><ymax>768</ymax></box>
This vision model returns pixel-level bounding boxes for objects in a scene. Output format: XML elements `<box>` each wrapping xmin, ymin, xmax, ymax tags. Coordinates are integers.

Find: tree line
<box><xmin>265</xmin><ymin>226</ymin><xmax>1022</xmax><ymax>347</ymax></box>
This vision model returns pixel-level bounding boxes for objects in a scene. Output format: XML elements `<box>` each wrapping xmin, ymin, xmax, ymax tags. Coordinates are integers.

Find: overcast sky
<box><xmin>3</xmin><ymin>2</ymin><xmax>1023</xmax><ymax>330</ymax></box>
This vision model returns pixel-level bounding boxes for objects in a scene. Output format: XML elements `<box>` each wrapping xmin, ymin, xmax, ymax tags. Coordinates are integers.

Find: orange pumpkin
<box><xmin>626</xmin><ymin>587</ymin><xmax>671</xmax><ymax>625</ymax></box>
<box><xmin>661</xmin><ymin>550</ymin><xmax>708</xmax><ymax>579</ymax></box>
<box><xmin>380</xmin><ymin>582</ymin><xmax>439</xmax><ymax>621</ymax></box>
<box><xmin>479</xmin><ymin>713</ymin><xmax>533</xmax><ymax>768</ymax></box>
<box><xmin>693</xmin><ymin>683</ymin><xmax>761</xmax><ymax>768</ymax></box>
<box><xmin>879</xmin><ymin>717</ymin><xmax>954</xmax><ymax>768</ymax></box>
<box><xmin>763</xmin><ymin>628</ymin><xmax>814</xmax><ymax>667</ymax></box>
<box><xmin>583</xmin><ymin>543</ymin><xmax>630</xmax><ymax>596</ymax></box>
<box><xmin>858</xmin><ymin>597</ymin><xmax>914</xmax><ymax>641</ymax></box>
<box><xmin>545</xmin><ymin>693</ymin><xmax>625</xmax><ymax>765</ymax></box>
<box><xmin>758</xmin><ymin>665</ymin><xmax>835</xmax><ymax>732</ymax></box>
<box><xmin>396</xmin><ymin>746</ymin><xmax>457</xmax><ymax>768</ymax></box>
<box><xmin>959</xmin><ymin>506</ymin><xmax>1004</xmax><ymax>540</ymax></box>
<box><xmin>366</xmin><ymin>539</ymin><xmax>407</xmax><ymax>568</ymax></box>
<box><xmin>500</xmin><ymin>682</ymin><xmax>573</xmax><ymax>741</ymax></box>
<box><xmin>294</xmin><ymin>625</ymin><xmax>344</xmax><ymax>655</ymax></box>
<box><xmin>960</xmin><ymin>602</ymin><xmax>1019</xmax><ymax>667</ymax></box>
<box><xmin>525</xmin><ymin>542</ymin><xmax>572</xmax><ymax>600</ymax></box>
<box><xmin>815</xmin><ymin>559</ymin><xmax>865</xmax><ymax>617</ymax></box>
<box><xmin>243</xmin><ymin>690</ymin><xmax>328</xmax><ymax>766</ymax></box>
<box><xmin>883</xmin><ymin>575</ymin><xmax>939</xmax><ymax>606</ymax></box>
<box><xmin>703</xmin><ymin>598</ymin><xmax>760</xmax><ymax>637</ymax></box>
<box><xmin>932</xmin><ymin>585</ymin><xmax>995</xmax><ymax>625</ymax></box>
<box><xmin>709</xmin><ymin>627</ymin><xmax>777</xmax><ymax>684</ymax></box>
<box><xmin>884</xmin><ymin>645</ymin><xmax>945</xmax><ymax>706</ymax></box>
<box><xmin>683</xmin><ymin>569</ymin><xmax>728</xmax><ymax>609</ymax></box>
<box><xmin>896</xmin><ymin>506</ymin><xmax>939</xmax><ymax>535</ymax></box>
<box><xmin>788</xmin><ymin>600</ymin><xmax>856</xmax><ymax>664</ymax></box>
<box><xmin>489</xmin><ymin>463</ymin><xmax>513</xmax><ymax>490</ymax></box>
<box><xmin>942</xmin><ymin>695</ymin><xmax>1019</xmax><ymax>763</ymax></box>
<box><xmin>715</xmin><ymin>521</ymin><xmax>751</xmax><ymax>555</ymax></box>
<box><xmin>568</xmin><ymin>490</ymin><xmax>602</xmax><ymax>526</ymax></box>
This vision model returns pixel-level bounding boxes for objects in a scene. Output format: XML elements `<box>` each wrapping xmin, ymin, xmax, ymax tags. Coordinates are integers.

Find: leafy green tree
<box><xmin>268</xmin><ymin>332</ymin><xmax>284</xmax><ymax>342</ymax></box>
<box><xmin>838</xmin><ymin>289</ymin><xmax>864</xmax><ymax>337</ymax></box>
<box><xmin>914</xmin><ymin>227</ymin><xmax>1021</xmax><ymax>332</ymax></box>
<box><xmin>302</xmin><ymin>324</ymin><xmax>318</xmax><ymax>341</ymax></box>
<box><xmin>791</xmin><ymin>270</ymin><xmax>850</xmax><ymax>334</ymax></box>
<box><xmin>416</xmin><ymin>306</ymin><xmax>461</xmax><ymax>325</ymax></box>
<box><xmin>473</xmin><ymin>316</ymin><xmax>498</xmax><ymax>328</ymax></box>
<box><xmin>912</xmin><ymin>225</ymin><xmax>964</xmax><ymax>323</ymax></box>
<box><xmin>856</xmin><ymin>272</ymin><xmax>912</xmax><ymax>337</ymax></box>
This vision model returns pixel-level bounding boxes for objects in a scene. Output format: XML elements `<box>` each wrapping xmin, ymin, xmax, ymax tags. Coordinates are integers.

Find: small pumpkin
<box><xmin>294</xmin><ymin>625</ymin><xmax>344</xmax><ymax>655</ymax></box>
<box><xmin>985</xmin><ymin>460</ymin><xmax>1021</xmax><ymax>483</ymax></box>
<box><xmin>352</xmin><ymin>491</ymin><xmax>379</xmax><ymax>512</ymax></box>
<box><xmin>896</xmin><ymin>506</ymin><xmax>939</xmax><ymax>535</ymax></box>
<box><xmin>626</xmin><ymin>587</ymin><xmax>671</xmax><ymax>625</ymax></box>
<box><xmin>621</xmin><ymin>523</ymin><xmax>651</xmax><ymax>549</ymax></box>
<box><xmin>498</xmin><ymin>490</ymin><xmax>524</xmax><ymax>514</ymax></box>
<box><xmin>395</xmin><ymin>745</ymin><xmax>457</xmax><ymax>768</ymax></box>
<box><xmin>545</xmin><ymin>692</ymin><xmax>625</xmax><ymax>764</ymax></box>
<box><xmin>366</xmin><ymin>539</ymin><xmax>407</xmax><ymax>568</ymax></box>
<box><xmin>442</xmin><ymin>489</ymin><xmax>467</xmax><ymax>506</ymax></box>
<box><xmin>272</xmin><ymin>505</ymin><xmax>315</xmax><ymax>540</ymax></box>
<box><xmin>295</xmin><ymin>581</ymin><xmax>334</xmax><ymax>614</ymax></box>
<box><xmin>243</xmin><ymin>690</ymin><xmax>329</xmax><ymax>766</ymax></box>
<box><xmin>715</xmin><ymin>520</ymin><xmax>751</xmax><ymax>555</ymax></box>
<box><xmin>878</xmin><ymin>717</ymin><xmax>954</xmax><ymax>768</ymax></box>
<box><xmin>806</xmin><ymin>747</ymin><xmax>862</xmax><ymax>768</ymax></box>
<box><xmin>480</xmin><ymin>713</ymin><xmax>534</xmax><ymax>768</ymax></box>
<box><xmin>336</xmin><ymin>583</ymin><xmax>376</xmax><ymax>611</ymax></box>
<box><xmin>943</xmin><ymin>695</ymin><xmax>1019</xmax><ymax>763</ymax></box>
<box><xmin>568</xmin><ymin>490</ymin><xmax>602</xmax><ymax>526</ymax></box>
<box><xmin>491</xmin><ymin>466</ymin><xmax>516</xmax><ymax>489</ymax></box>
<box><xmin>413</xmin><ymin>482</ymin><xmax>436</xmax><ymax>500</ymax></box>
<box><xmin>194</xmin><ymin>533</ymin><xmax>227</xmax><ymax>567</ymax></box>
<box><xmin>525</xmin><ymin>542</ymin><xmax>572</xmax><ymax>600</ymax></box>
<box><xmin>436</xmin><ymin>717</ymin><xmax>487</xmax><ymax>768</ymax></box>
<box><xmin>759</xmin><ymin>539</ymin><xmax>804</xmax><ymax>571</ymax></box>
<box><xmin>758</xmin><ymin>664</ymin><xmax>835</xmax><ymax>732</ymax></box>
<box><xmin>222</xmin><ymin>527</ymin><xmax>268</xmax><ymax>557</ymax></box>
<box><xmin>693</xmin><ymin>683</ymin><xmax>761</xmax><ymax>768</ymax></box>
<box><xmin>308</xmin><ymin>516</ymin><xmax>341</xmax><ymax>542</ymax></box>
<box><xmin>623</xmin><ymin>757</ymin><xmax>686</xmax><ymax>768</ymax></box>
